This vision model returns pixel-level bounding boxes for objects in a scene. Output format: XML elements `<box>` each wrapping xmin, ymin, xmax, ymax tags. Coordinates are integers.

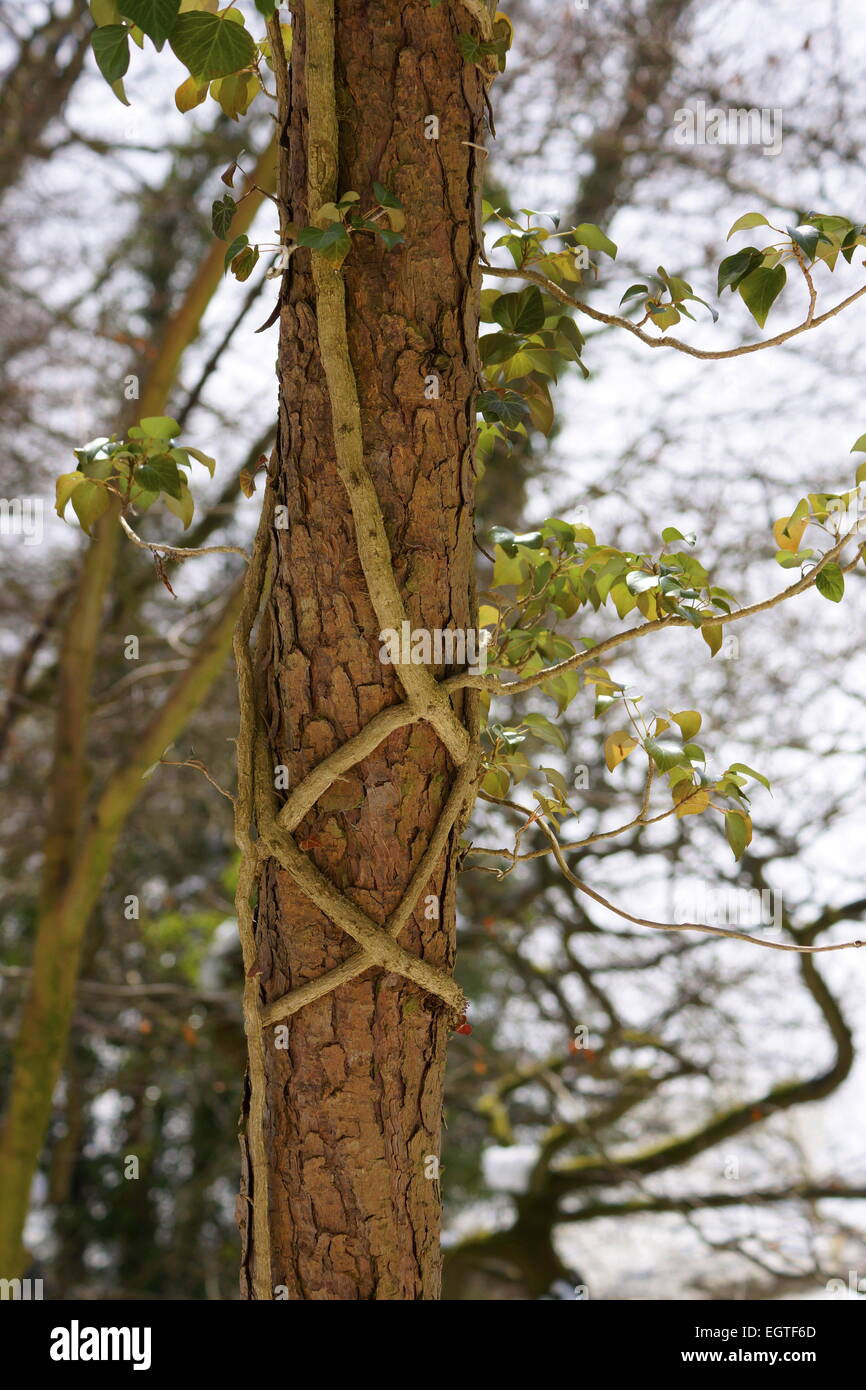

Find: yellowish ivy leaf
<box><xmin>604</xmin><ymin>729</ymin><xmax>638</xmax><ymax>772</ymax></box>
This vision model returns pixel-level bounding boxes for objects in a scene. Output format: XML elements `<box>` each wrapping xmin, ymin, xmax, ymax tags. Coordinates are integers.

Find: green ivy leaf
<box><xmin>572</xmin><ymin>222</ymin><xmax>617</xmax><ymax>259</ymax></box>
<box><xmin>372</xmin><ymin>180</ymin><xmax>402</xmax><ymax>210</ymax></box>
<box><xmin>728</xmin><ymin>763</ymin><xmax>771</xmax><ymax>792</ymax></box>
<box><xmin>727</xmin><ymin>211</ymin><xmax>770</xmax><ymax>239</ymax></box>
<box><xmin>724</xmin><ymin>809</ymin><xmax>752</xmax><ymax>861</ymax></box>
<box><xmin>522</xmin><ymin>712</ymin><xmax>567</xmax><ymax>751</ymax></box>
<box><xmin>119</xmin><ymin>0</ymin><xmax>180</xmax><ymax>49</ymax></box>
<box><xmin>625</xmin><ymin>570</ymin><xmax>658</xmax><ymax>594</ymax></box>
<box><xmin>671</xmin><ymin>709</ymin><xmax>702</xmax><ymax>740</ymax></box>
<box><xmin>231</xmin><ymin>244</ymin><xmax>260</xmax><ymax>281</ymax></box>
<box><xmin>546</xmin><ymin>669</ymin><xmax>581</xmax><ymax>714</ymax></box>
<box><xmin>737</xmin><ymin>264</ymin><xmax>786</xmax><ymax>328</ymax></box>
<box><xmin>91</xmin><ymin>25</ymin><xmax>131</xmax><ymax>83</ymax></box>
<box><xmin>717</xmin><ymin>247</ymin><xmax>763</xmax><ymax>296</ymax></box>
<box><xmin>378</xmin><ymin>228</ymin><xmax>404</xmax><ymax>251</ymax></box>
<box><xmin>139</xmin><ymin>415</ymin><xmax>180</xmax><ymax>439</ymax></box>
<box><xmin>787</xmin><ymin>223</ymin><xmax>822</xmax><ymax>262</ymax></box>
<box><xmin>71</xmin><ymin>480</ymin><xmax>111</xmax><ymax>535</ymax></box>
<box><xmin>644</xmin><ymin>736</ymin><xmax>688</xmax><ymax>773</ymax></box>
<box><xmin>211</xmin><ymin>192</ymin><xmax>237</xmax><ymax>240</ymax></box>
<box><xmin>298</xmin><ymin>221</ymin><xmax>352</xmax><ymax>265</ymax></box>
<box><xmin>137</xmin><ymin>456</ymin><xmax>183</xmax><ymax>499</ymax></box>
<box><xmin>55</xmin><ymin>471</ymin><xmax>88</xmax><ymax>518</ymax></box>
<box><xmin>701</xmin><ymin>622</ymin><xmax>723</xmax><ymax>657</ymax></box>
<box><xmin>815</xmin><ymin>561</ymin><xmax>845</xmax><ymax>602</ymax></box>
<box><xmin>476</xmin><ymin>390</ymin><xmax>529</xmax><ymax>428</ymax></box>
<box><xmin>223</xmin><ymin>233</ymin><xmax>249</xmax><ymax>271</ymax></box>
<box><xmin>492</xmin><ymin>286</ymin><xmax>545</xmax><ymax>335</ymax></box>
<box><xmin>169</xmin><ymin>10</ymin><xmax>255</xmax><ymax>80</ymax></box>
<box><xmin>620</xmin><ymin>283</ymin><xmax>648</xmax><ymax>305</ymax></box>
<box><xmin>163</xmin><ymin>480</ymin><xmax>195</xmax><ymax>528</ymax></box>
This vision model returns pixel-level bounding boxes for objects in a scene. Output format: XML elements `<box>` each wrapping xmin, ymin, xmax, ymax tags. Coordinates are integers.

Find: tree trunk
<box><xmin>239</xmin><ymin>0</ymin><xmax>486</xmax><ymax>1299</ymax></box>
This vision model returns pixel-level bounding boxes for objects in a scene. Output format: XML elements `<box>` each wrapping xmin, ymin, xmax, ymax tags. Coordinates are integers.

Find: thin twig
<box><xmin>120</xmin><ymin>514</ymin><xmax>249</xmax><ymax>563</ymax></box>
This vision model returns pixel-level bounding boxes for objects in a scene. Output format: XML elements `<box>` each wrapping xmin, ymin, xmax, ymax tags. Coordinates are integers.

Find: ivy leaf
<box><xmin>738</xmin><ymin>264</ymin><xmax>786</xmax><ymax>328</ymax></box>
<box><xmin>298</xmin><ymin>221</ymin><xmax>352</xmax><ymax>265</ymax></box>
<box><xmin>139</xmin><ymin>415</ymin><xmax>180</xmax><ymax>439</ymax></box>
<box><xmin>119</xmin><ymin>0</ymin><xmax>180</xmax><ymax>49</ymax></box>
<box><xmin>211</xmin><ymin>192</ymin><xmax>237</xmax><ymax>240</ymax></box>
<box><xmin>522</xmin><ymin>712</ymin><xmax>567</xmax><ymax>751</ymax></box>
<box><xmin>727</xmin><ymin>211</ymin><xmax>770</xmax><ymax>239</ymax></box>
<box><xmin>647</xmin><ymin>301</ymin><xmax>680</xmax><ymax>329</ymax></box>
<box><xmin>481</xmin><ymin>764</ymin><xmax>510</xmax><ymax>798</ymax></box>
<box><xmin>554</xmin><ymin>314</ymin><xmax>584</xmax><ymax>358</ymax></box>
<box><xmin>163</xmin><ymin>480</ymin><xmax>195</xmax><ymax>529</ymax></box>
<box><xmin>492</xmin><ymin>286</ymin><xmax>545</xmax><ymax>335</ymax></box>
<box><xmin>728</xmin><ymin>763</ymin><xmax>771</xmax><ymax>792</ymax></box>
<box><xmin>671</xmin><ymin>709</ymin><xmax>702</xmax><ymax>740</ymax></box>
<box><xmin>724</xmin><ymin>809</ymin><xmax>752</xmax><ymax>861</ymax></box>
<box><xmin>476</xmin><ymin>390</ymin><xmax>529</xmax><ymax>428</ymax></box>
<box><xmin>604</xmin><ymin>729</ymin><xmax>637</xmax><ymax>771</ymax></box>
<box><xmin>488</xmin><ymin>524</ymin><xmax>516</xmax><ymax>553</ymax></box>
<box><xmin>546</xmin><ymin>669</ymin><xmax>580</xmax><ymax>715</ymax></box>
<box><xmin>230</xmin><ymin>244</ymin><xmax>260</xmax><ymax>281</ymax></box>
<box><xmin>55</xmin><ymin>471</ymin><xmax>88</xmax><ymax>518</ymax></box>
<box><xmin>661</xmin><ymin>526</ymin><xmax>694</xmax><ymax>546</ymax></box>
<box><xmin>702</xmin><ymin>622</ymin><xmax>723</xmax><ymax>657</ymax></box>
<box><xmin>522</xmin><ymin>377</ymin><xmax>556</xmax><ymax>433</ymax></box>
<box><xmin>479</xmin><ymin>331</ymin><xmax>521</xmax><ymax>367</ymax></box>
<box><xmin>787</xmin><ymin>224</ymin><xmax>822</xmax><ymax>262</ymax></box>
<box><xmin>372</xmin><ymin>180</ymin><xmax>402</xmax><ymax>210</ymax></box>
<box><xmin>137</xmin><ymin>456</ymin><xmax>183</xmax><ymax>499</ymax></box>
<box><xmin>175</xmin><ymin>74</ymin><xmax>208</xmax><ymax>111</ymax></box>
<box><xmin>815</xmin><ymin>561</ymin><xmax>845</xmax><ymax>602</ymax></box>
<box><xmin>223</xmin><ymin>233</ymin><xmax>249</xmax><ymax>271</ymax></box>
<box><xmin>211</xmin><ymin>71</ymin><xmax>259</xmax><ymax>121</ymax></box>
<box><xmin>674</xmin><ymin>784</ymin><xmax>710</xmax><ymax>818</ymax></box>
<box><xmin>572</xmin><ymin>223</ymin><xmax>617</xmax><ymax>259</ymax></box>
<box><xmin>717</xmin><ymin>247</ymin><xmax>763</xmax><ymax>296</ymax></box>
<box><xmin>620</xmin><ymin>283</ymin><xmax>648</xmax><ymax>305</ymax></box>
<box><xmin>91</xmin><ymin>25</ymin><xmax>131</xmax><ymax>83</ymax></box>
<box><xmin>254</xmin><ymin>0</ymin><xmax>279</xmax><ymax>12</ymax></box>
<box><xmin>169</xmin><ymin>10</ymin><xmax>255</xmax><ymax>80</ymax></box>
<box><xmin>625</xmin><ymin>570</ymin><xmax>658</xmax><ymax>594</ymax></box>
<box><xmin>71</xmin><ymin>480</ymin><xmax>111</xmax><ymax>535</ymax></box>
<box><xmin>378</xmin><ymin>228</ymin><xmax>404</xmax><ymax>251</ymax></box>
<box><xmin>644</xmin><ymin>736</ymin><xmax>688</xmax><ymax>773</ymax></box>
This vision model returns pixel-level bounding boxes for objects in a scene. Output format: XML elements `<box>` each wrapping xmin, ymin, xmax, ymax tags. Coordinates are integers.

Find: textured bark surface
<box><xmin>240</xmin><ymin>2</ymin><xmax>485</xmax><ymax>1299</ymax></box>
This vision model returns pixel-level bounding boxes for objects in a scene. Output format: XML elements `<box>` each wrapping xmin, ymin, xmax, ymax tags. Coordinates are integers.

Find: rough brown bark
<box><xmin>239</xmin><ymin>2</ymin><xmax>486</xmax><ymax>1299</ymax></box>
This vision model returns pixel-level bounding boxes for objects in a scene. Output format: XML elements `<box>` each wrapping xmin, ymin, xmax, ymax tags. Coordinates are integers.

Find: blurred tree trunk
<box><xmin>0</xmin><ymin>147</ymin><xmax>275</xmax><ymax>1281</ymax></box>
<box><xmin>239</xmin><ymin>1</ymin><xmax>485</xmax><ymax>1300</ymax></box>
